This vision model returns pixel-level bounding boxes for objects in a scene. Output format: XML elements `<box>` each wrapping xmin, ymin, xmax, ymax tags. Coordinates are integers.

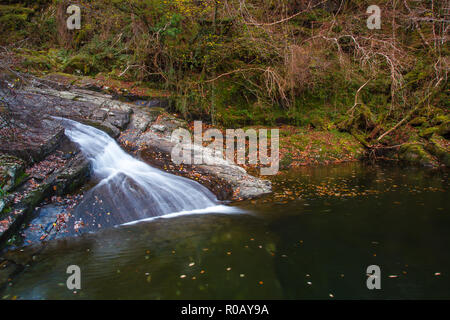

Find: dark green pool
<box><xmin>1</xmin><ymin>163</ymin><xmax>449</xmax><ymax>299</ymax></box>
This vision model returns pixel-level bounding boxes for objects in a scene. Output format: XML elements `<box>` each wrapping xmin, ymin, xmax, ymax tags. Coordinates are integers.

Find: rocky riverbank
<box><xmin>0</xmin><ymin>72</ymin><xmax>272</xmax><ymax>247</ymax></box>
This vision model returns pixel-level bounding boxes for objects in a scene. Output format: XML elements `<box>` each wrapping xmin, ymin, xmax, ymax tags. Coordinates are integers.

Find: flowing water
<box><xmin>0</xmin><ymin>122</ymin><xmax>449</xmax><ymax>299</ymax></box>
<box><xmin>58</xmin><ymin>119</ymin><xmax>237</xmax><ymax>230</ymax></box>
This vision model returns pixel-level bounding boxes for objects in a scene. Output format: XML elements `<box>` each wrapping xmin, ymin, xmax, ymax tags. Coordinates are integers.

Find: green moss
<box><xmin>22</xmin><ymin>184</ymin><xmax>51</xmax><ymax>208</ymax></box>
<box><xmin>399</xmin><ymin>143</ymin><xmax>437</xmax><ymax>167</ymax></box>
<box><xmin>433</xmin><ymin>114</ymin><xmax>449</xmax><ymax>126</ymax></box>
<box><xmin>420</xmin><ymin>127</ymin><xmax>439</xmax><ymax>139</ymax></box>
<box><xmin>21</xmin><ymin>54</ymin><xmax>53</xmax><ymax>70</ymax></box>
<box><xmin>63</xmin><ymin>54</ymin><xmax>98</xmax><ymax>75</ymax></box>
<box><xmin>409</xmin><ymin>117</ymin><xmax>427</xmax><ymax>127</ymax></box>
<box><xmin>426</xmin><ymin>135</ymin><xmax>450</xmax><ymax>167</ymax></box>
<box><xmin>437</xmin><ymin>121</ymin><xmax>450</xmax><ymax>138</ymax></box>
<box><xmin>337</xmin><ymin>105</ymin><xmax>376</xmax><ymax>134</ymax></box>
<box><xmin>0</xmin><ymin>5</ymin><xmax>34</xmax><ymax>29</ymax></box>
<box><xmin>0</xmin><ymin>155</ymin><xmax>25</xmax><ymax>192</ymax></box>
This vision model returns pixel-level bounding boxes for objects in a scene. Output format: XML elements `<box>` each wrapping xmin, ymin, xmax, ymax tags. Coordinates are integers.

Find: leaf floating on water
<box><xmin>180</xmin><ymin>275</ymin><xmax>187</xmax><ymax>279</ymax></box>
<box><xmin>434</xmin><ymin>272</ymin><xmax>441</xmax><ymax>276</ymax></box>
<box><xmin>189</xmin><ymin>262</ymin><xmax>195</xmax><ymax>267</ymax></box>
<box><xmin>389</xmin><ymin>275</ymin><xmax>398</xmax><ymax>278</ymax></box>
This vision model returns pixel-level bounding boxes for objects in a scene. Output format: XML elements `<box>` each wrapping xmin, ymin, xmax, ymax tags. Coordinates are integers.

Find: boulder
<box><xmin>426</xmin><ymin>135</ymin><xmax>450</xmax><ymax>167</ymax></box>
<box><xmin>0</xmin><ymin>155</ymin><xmax>26</xmax><ymax>193</ymax></box>
<box><xmin>398</xmin><ymin>143</ymin><xmax>438</xmax><ymax>167</ymax></box>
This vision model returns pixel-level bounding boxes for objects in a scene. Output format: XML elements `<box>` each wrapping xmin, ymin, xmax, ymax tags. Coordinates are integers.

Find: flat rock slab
<box><xmin>3</xmin><ymin>79</ymin><xmax>272</xmax><ymax>203</ymax></box>
<box><xmin>120</xmin><ymin>128</ymin><xmax>272</xmax><ymax>201</ymax></box>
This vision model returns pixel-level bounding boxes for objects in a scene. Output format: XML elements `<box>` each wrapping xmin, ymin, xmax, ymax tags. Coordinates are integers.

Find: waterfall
<box><xmin>58</xmin><ymin>118</ymin><xmax>234</xmax><ymax>230</ymax></box>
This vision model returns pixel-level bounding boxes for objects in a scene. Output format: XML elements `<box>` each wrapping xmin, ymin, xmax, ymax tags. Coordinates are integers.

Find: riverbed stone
<box><xmin>0</xmin><ymin>155</ymin><xmax>26</xmax><ymax>193</ymax></box>
<box><xmin>2</xmin><ymin>76</ymin><xmax>272</xmax><ymax>220</ymax></box>
<box><xmin>121</xmin><ymin>128</ymin><xmax>272</xmax><ymax>201</ymax></box>
<box><xmin>398</xmin><ymin>143</ymin><xmax>438</xmax><ymax>167</ymax></box>
<box><xmin>0</xmin><ymin>117</ymin><xmax>65</xmax><ymax>164</ymax></box>
<box><xmin>426</xmin><ymin>135</ymin><xmax>450</xmax><ymax>167</ymax></box>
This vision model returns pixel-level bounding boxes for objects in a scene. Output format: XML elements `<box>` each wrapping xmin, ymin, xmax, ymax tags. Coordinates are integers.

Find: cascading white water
<box><xmin>59</xmin><ymin>118</ymin><xmax>233</xmax><ymax>226</ymax></box>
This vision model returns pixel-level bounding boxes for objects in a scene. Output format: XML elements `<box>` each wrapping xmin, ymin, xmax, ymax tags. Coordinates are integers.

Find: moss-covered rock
<box><xmin>20</xmin><ymin>54</ymin><xmax>54</xmax><ymax>71</ymax></box>
<box><xmin>426</xmin><ymin>135</ymin><xmax>450</xmax><ymax>167</ymax></box>
<box><xmin>63</xmin><ymin>54</ymin><xmax>98</xmax><ymax>75</ymax></box>
<box><xmin>432</xmin><ymin>114</ymin><xmax>449</xmax><ymax>126</ymax></box>
<box><xmin>0</xmin><ymin>154</ymin><xmax>26</xmax><ymax>193</ymax></box>
<box><xmin>337</xmin><ymin>105</ymin><xmax>377</xmax><ymax>133</ymax></box>
<box><xmin>437</xmin><ymin>121</ymin><xmax>450</xmax><ymax>139</ymax></box>
<box><xmin>419</xmin><ymin>126</ymin><xmax>440</xmax><ymax>139</ymax></box>
<box><xmin>0</xmin><ymin>5</ymin><xmax>34</xmax><ymax>30</ymax></box>
<box><xmin>398</xmin><ymin>143</ymin><xmax>438</xmax><ymax>167</ymax></box>
<box><xmin>409</xmin><ymin>117</ymin><xmax>427</xmax><ymax>127</ymax></box>
<box><xmin>79</xmin><ymin>119</ymin><xmax>121</xmax><ymax>138</ymax></box>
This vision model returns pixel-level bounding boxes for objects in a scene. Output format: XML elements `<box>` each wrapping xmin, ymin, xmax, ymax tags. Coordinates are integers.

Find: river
<box><xmin>1</xmin><ymin>161</ymin><xmax>448</xmax><ymax>299</ymax></box>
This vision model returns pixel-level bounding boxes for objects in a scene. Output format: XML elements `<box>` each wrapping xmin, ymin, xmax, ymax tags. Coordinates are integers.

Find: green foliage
<box><xmin>2</xmin><ymin>0</ymin><xmax>448</xmax><ymax>135</ymax></box>
<box><xmin>0</xmin><ymin>5</ymin><xmax>34</xmax><ymax>42</ymax></box>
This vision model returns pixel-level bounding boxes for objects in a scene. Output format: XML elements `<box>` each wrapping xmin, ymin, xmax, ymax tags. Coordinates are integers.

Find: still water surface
<box><xmin>1</xmin><ymin>163</ymin><xmax>449</xmax><ymax>299</ymax></box>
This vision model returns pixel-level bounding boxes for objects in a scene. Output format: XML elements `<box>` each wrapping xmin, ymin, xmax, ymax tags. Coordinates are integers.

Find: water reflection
<box><xmin>1</xmin><ymin>163</ymin><xmax>449</xmax><ymax>299</ymax></box>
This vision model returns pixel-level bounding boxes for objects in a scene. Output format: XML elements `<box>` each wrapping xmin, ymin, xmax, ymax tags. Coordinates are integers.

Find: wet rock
<box><xmin>79</xmin><ymin>119</ymin><xmax>120</xmax><ymax>138</ymax></box>
<box><xmin>0</xmin><ymin>117</ymin><xmax>65</xmax><ymax>163</ymax></box>
<box><xmin>425</xmin><ymin>135</ymin><xmax>450</xmax><ymax>167</ymax></box>
<box><xmin>121</xmin><ymin>127</ymin><xmax>272</xmax><ymax>201</ymax></box>
<box><xmin>199</xmin><ymin>164</ymin><xmax>272</xmax><ymax>200</ymax></box>
<box><xmin>0</xmin><ymin>259</ymin><xmax>22</xmax><ymax>291</ymax></box>
<box><xmin>131</xmin><ymin>113</ymin><xmax>152</xmax><ymax>132</ymax></box>
<box><xmin>420</xmin><ymin>126</ymin><xmax>440</xmax><ymax>139</ymax></box>
<box><xmin>51</xmin><ymin>153</ymin><xmax>90</xmax><ymax>196</ymax></box>
<box><xmin>437</xmin><ymin>121</ymin><xmax>450</xmax><ymax>139</ymax></box>
<box><xmin>398</xmin><ymin>143</ymin><xmax>438</xmax><ymax>167</ymax></box>
<box><xmin>409</xmin><ymin>117</ymin><xmax>427</xmax><ymax>127</ymax></box>
<box><xmin>134</xmin><ymin>99</ymin><xmax>169</xmax><ymax>109</ymax></box>
<box><xmin>151</xmin><ymin>124</ymin><xmax>166</xmax><ymax>133</ymax></box>
<box><xmin>0</xmin><ymin>155</ymin><xmax>26</xmax><ymax>193</ymax></box>
<box><xmin>16</xmin><ymin>86</ymin><xmax>132</xmax><ymax>132</ymax></box>
<box><xmin>128</xmin><ymin>107</ymin><xmax>163</xmax><ymax>133</ymax></box>
<box><xmin>0</xmin><ymin>151</ymin><xmax>90</xmax><ymax>245</ymax></box>
<box><xmin>420</xmin><ymin>116</ymin><xmax>450</xmax><ymax>140</ymax></box>
<box><xmin>4</xmin><ymin>78</ymin><xmax>271</xmax><ymax>205</ymax></box>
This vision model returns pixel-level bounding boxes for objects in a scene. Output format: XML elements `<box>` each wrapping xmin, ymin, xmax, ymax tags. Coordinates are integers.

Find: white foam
<box><xmin>121</xmin><ymin>205</ymin><xmax>244</xmax><ymax>226</ymax></box>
